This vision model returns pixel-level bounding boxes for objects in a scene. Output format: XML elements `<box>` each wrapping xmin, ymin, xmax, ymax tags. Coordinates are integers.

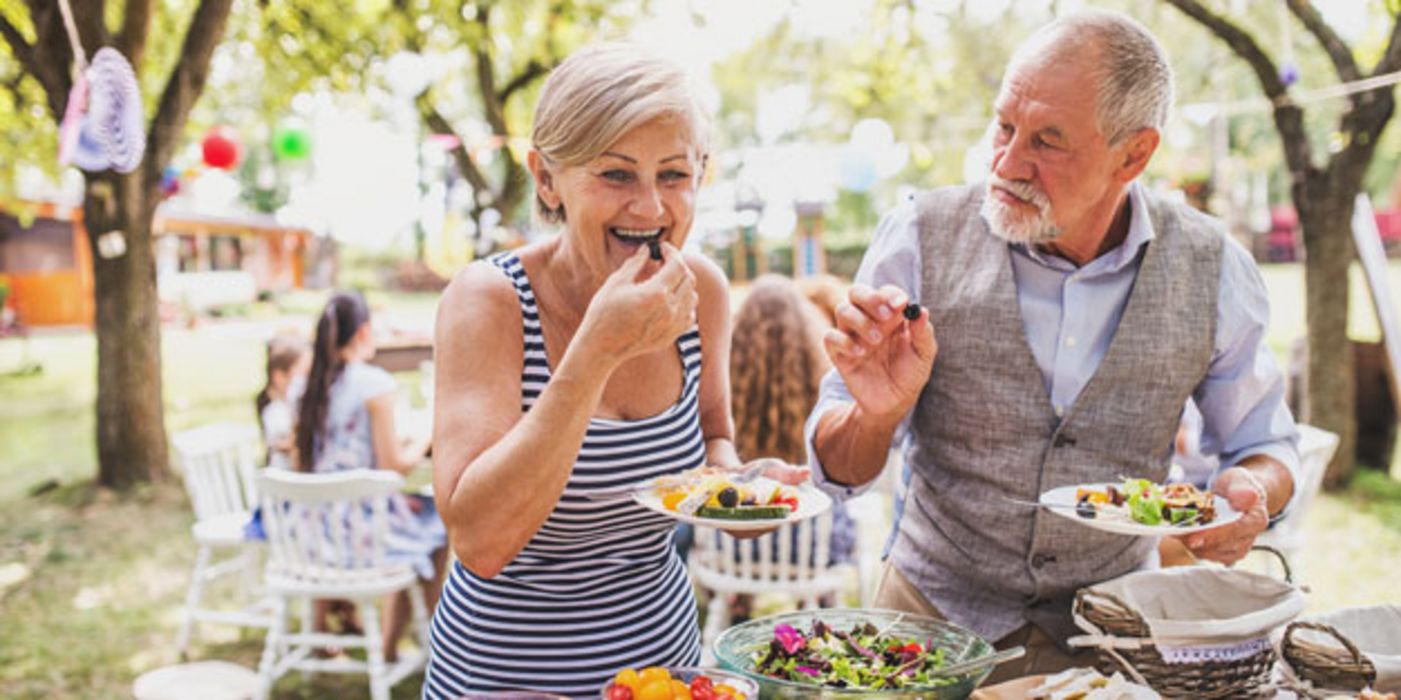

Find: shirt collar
<box><xmin>1015</xmin><ymin>181</ymin><xmax>1155</xmax><ymax>274</ymax></box>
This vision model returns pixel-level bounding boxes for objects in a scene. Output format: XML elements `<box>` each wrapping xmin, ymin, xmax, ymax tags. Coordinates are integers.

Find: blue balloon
<box><xmin>838</xmin><ymin>149</ymin><xmax>877</xmax><ymax>193</ymax></box>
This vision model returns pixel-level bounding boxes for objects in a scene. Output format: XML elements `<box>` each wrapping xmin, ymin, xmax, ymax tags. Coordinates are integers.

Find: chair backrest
<box><xmin>1281</xmin><ymin>424</ymin><xmax>1341</xmax><ymax>536</ymax></box>
<box><xmin>171</xmin><ymin>422</ymin><xmax>263</xmax><ymax>521</ymax></box>
<box><xmin>257</xmin><ymin>469</ymin><xmax>405</xmax><ymax>583</ymax></box>
<box><xmin>690</xmin><ymin>509</ymin><xmax>837</xmax><ymax>587</ymax></box>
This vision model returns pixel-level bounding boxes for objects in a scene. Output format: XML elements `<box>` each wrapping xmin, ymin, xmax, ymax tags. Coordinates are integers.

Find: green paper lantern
<box><xmin>272</xmin><ymin>124</ymin><xmax>313</xmax><ymax>162</ymax></box>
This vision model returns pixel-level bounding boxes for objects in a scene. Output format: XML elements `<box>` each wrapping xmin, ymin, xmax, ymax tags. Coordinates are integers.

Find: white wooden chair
<box><xmin>170</xmin><ymin>422</ymin><xmax>271</xmax><ymax>657</ymax></box>
<box><xmin>688</xmin><ymin>509</ymin><xmax>852</xmax><ymax>662</ymax></box>
<box><xmin>1254</xmin><ymin>424</ymin><xmax>1340</xmax><ymax>579</ymax></box>
<box><xmin>254</xmin><ymin>469</ymin><xmax>429</xmax><ymax>700</ymax></box>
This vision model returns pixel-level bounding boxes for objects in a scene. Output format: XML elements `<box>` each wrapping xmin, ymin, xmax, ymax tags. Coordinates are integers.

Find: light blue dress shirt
<box><xmin>806</xmin><ymin>183</ymin><xmax>1300</xmax><ymax>498</ymax></box>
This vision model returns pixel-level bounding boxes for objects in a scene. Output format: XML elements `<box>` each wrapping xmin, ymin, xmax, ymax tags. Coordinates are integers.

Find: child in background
<box><xmin>725</xmin><ymin>275</ymin><xmax>856</xmax><ymax>618</ymax></box>
<box><xmin>296</xmin><ymin>290</ymin><xmax>445</xmax><ymax>663</ymax></box>
<box><xmin>255</xmin><ymin>334</ymin><xmax>310</xmax><ymax>470</ymax></box>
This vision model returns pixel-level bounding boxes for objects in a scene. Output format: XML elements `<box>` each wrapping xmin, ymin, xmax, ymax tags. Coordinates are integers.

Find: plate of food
<box><xmin>1038</xmin><ymin>478</ymin><xmax>1241</xmax><ymax>537</ymax></box>
<box><xmin>632</xmin><ymin>465</ymin><xmax>832</xmax><ymax>532</ymax></box>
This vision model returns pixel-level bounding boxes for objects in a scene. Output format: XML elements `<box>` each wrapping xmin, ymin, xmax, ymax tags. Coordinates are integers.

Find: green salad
<box><xmin>749</xmin><ymin>620</ymin><xmax>955</xmax><ymax>688</ymax></box>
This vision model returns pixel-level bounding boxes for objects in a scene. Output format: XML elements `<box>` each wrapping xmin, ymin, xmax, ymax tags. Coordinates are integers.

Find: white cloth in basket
<box><xmin>1072</xmin><ymin>564</ymin><xmax>1306</xmax><ymax>663</ymax></box>
<box><xmin>1275</xmin><ymin>604</ymin><xmax>1401</xmax><ymax>693</ymax></box>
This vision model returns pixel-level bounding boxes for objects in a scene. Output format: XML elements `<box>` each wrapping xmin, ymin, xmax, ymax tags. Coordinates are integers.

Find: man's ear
<box><xmin>1115</xmin><ymin>128</ymin><xmax>1159</xmax><ymax>184</ymax></box>
<box><xmin>528</xmin><ymin>150</ymin><xmax>560</xmax><ymax>210</ymax></box>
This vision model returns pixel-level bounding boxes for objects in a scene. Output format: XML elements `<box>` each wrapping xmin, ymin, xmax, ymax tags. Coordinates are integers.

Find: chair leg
<box><xmin>239</xmin><ymin>544</ymin><xmax>261</xmax><ymax>602</ymax></box>
<box><xmin>256</xmin><ymin>596</ymin><xmax>288</xmax><ymax>700</ymax></box>
<box><xmin>702</xmin><ymin>590</ymin><xmax>729</xmax><ymax>666</ymax></box>
<box><xmin>177</xmin><ymin>544</ymin><xmax>213</xmax><ymax>659</ymax></box>
<box><xmin>409</xmin><ymin>582</ymin><xmax>432</xmax><ymax>654</ymax></box>
<box><xmin>299</xmin><ymin>596</ymin><xmax>315</xmax><ymax>682</ymax></box>
<box><xmin>360</xmin><ymin>600</ymin><xmax>390</xmax><ymax>700</ymax></box>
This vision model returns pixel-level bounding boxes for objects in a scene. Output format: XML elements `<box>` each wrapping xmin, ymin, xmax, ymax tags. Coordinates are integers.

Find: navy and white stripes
<box><xmin>424</xmin><ymin>252</ymin><xmax>704</xmax><ymax>698</ymax></box>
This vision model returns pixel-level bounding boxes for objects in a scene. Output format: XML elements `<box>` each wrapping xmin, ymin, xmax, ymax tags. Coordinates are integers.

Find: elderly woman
<box><xmin>426</xmin><ymin>44</ymin><xmax>775</xmax><ymax>697</ymax></box>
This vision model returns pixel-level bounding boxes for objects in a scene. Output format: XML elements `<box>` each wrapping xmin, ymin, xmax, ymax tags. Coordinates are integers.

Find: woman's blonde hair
<box><xmin>730</xmin><ymin>275</ymin><xmax>830</xmax><ymax>465</ymax></box>
<box><xmin>531</xmin><ymin>42</ymin><xmax>710</xmax><ymax>223</ymax></box>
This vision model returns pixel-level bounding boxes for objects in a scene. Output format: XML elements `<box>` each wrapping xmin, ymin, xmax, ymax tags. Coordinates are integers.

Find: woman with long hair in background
<box><xmin>295</xmin><ymin>290</ymin><xmax>446</xmax><ymax>663</ymax></box>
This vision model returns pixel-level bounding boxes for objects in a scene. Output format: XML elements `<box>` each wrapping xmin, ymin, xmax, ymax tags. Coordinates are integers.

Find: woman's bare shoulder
<box><xmin>683</xmin><ymin>250</ymin><xmax>729</xmax><ymax>302</ymax></box>
<box><xmin>436</xmin><ymin>260</ymin><xmax>522</xmax><ymax>341</ymax></box>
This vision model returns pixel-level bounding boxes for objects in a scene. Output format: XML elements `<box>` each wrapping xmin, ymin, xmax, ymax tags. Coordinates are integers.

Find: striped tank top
<box><xmin>424</xmin><ymin>252</ymin><xmax>704</xmax><ymax>698</ymax></box>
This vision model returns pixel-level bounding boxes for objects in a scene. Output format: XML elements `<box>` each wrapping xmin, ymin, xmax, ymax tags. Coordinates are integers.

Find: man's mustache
<box><xmin>987</xmin><ymin>177</ymin><xmax>1050</xmax><ymax>212</ymax></box>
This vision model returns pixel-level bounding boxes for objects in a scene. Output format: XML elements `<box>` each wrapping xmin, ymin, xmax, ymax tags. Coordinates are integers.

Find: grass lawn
<box><xmin>2</xmin><ymin>262</ymin><xmax>1401</xmax><ymax>698</ymax></box>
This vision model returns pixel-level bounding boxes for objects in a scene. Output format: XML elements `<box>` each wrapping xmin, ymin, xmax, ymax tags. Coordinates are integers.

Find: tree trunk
<box><xmin>1297</xmin><ymin>175</ymin><xmax>1358</xmax><ymax>488</ymax></box>
<box><xmin>84</xmin><ymin>170</ymin><xmax>169</xmax><ymax>489</ymax></box>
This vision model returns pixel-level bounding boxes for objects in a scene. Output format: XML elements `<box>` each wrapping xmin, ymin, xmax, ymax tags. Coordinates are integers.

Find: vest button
<box><xmin>1053</xmin><ymin>434</ymin><xmax>1077</xmax><ymax>448</ymax></box>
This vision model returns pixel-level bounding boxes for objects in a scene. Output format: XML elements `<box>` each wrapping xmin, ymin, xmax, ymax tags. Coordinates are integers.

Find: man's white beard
<box><xmin>980</xmin><ymin>177</ymin><xmax>1062</xmax><ymax>244</ymax></box>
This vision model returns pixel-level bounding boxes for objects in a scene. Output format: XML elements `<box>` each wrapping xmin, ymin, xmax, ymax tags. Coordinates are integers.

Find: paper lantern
<box><xmin>201</xmin><ymin>127</ymin><xmax>242</xmax><ymax>170</ymax></box>
<box><xmin>58</xmin><ymin>48</ymin><xmax>147</xmax><ymax>173</ymax></box>
<box><xmin>272</xmin><ymin>124</ymin><xmax>313</xmax><ymax>161</ymax></box>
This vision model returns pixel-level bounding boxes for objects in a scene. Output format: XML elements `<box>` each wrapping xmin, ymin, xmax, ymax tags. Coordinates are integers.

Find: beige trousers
<box><xmin>872</xmin><ymin>560</ymin><xmax>1093</xmax><ymax>685</ymax></box>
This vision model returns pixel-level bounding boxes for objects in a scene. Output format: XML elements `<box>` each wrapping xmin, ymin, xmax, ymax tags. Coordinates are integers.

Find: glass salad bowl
<box><xmin>712</xmin><ymin>608</ymin><xmax>998</xmax><ymax>699</ymax></box>
<box><xmin>599</xmin><ymin>666</ymin><xmax>760</xmax><ymax>698</ymax></box>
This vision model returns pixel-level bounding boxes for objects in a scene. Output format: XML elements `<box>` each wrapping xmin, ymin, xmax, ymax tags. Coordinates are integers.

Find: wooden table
<box><xmin>372</xmin><ymin>338</ymin><xmax>432</xmax><ymax>373</ymax></box>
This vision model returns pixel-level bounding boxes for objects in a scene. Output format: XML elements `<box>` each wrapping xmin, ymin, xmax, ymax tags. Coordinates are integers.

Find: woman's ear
<box><xmin>528</xmin><ymin>150</ymin><xmax>561</xmax><ymax>211</ymax></box>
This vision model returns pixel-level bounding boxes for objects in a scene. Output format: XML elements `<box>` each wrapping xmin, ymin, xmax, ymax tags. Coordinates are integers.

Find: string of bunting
<box><xmin>1180</xmin><ymin>68</ymin><xmax>1401</xmax><ymax>119</ymax></box>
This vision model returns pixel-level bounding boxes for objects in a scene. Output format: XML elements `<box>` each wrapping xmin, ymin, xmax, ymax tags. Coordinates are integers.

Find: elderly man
<box><xmin>808</xmin><ymin>10</ymin><xmax>1298</xmax><ymax>681</ymax></box>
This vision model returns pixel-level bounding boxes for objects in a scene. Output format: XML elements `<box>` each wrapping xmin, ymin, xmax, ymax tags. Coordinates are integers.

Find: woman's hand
<box><xmin>577</xmin><ymin>243</ymin><xmax>696</xmax><ymax>367</ymax></box>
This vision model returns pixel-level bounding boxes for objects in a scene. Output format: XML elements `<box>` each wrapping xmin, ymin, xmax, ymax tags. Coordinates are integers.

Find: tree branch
<box><xmin>116</xmin><ymin>0</ymin><xmax>155</xmax><ymax>70</ymax></box>
<box><xmin>496</xmin><ymin>59</ymin><xmax>544</xmax><ymax>104</ymax></box>
<box><xmin>1371</xmin><ymin>8</ymin><xmax>1401</xmax><ymax>77</ymax></box>
<box><xmin>145</xmin><ymin>0</ymin><xmax>234</xmax><ymax>185</ymax></box>
<box><xmin>1286</xmin><ymin>0</ymin><xmax>1361</xmax><ymax>84</ymax></box>
<box><xmin>14</xmin><ymin>2</ymin><xmax>73</xmax><ymax>118</ymax></box>
<box><xmin>1163</xmin><ymin>0</ymin><xmax>1316</xmax><ymax>175</ymax></box>
<box><xmin>1163</xmin><ymin>0</ymin><xmax>1288</xmax><ymax>98</ymax></box>
<box><xmin>418</xmin><ymin>95</ymin><xmax>492</xmax><ymax>196</ymax></box>
<box><xmin>66</xmin><ymin>0</ymin><xmax>108</xmax><ymax>60</ymax></box>
<box><xmin>0</xmin><ymin>14</ymin><xmax>35</xmax><ymax>75</ymax></box>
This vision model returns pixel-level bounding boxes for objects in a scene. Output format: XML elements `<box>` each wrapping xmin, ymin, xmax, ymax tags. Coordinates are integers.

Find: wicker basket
<box><xmin>1280</xmin><ymin>620</ymin><xmax>1378</xmax><ymax>696</ymax></box>
<box><xmin>1074</xmin><ymin>587</ymin><xmax>1277</xmax><ymax>699</ymax></box>
<box><xmin>1070</xmin><ymin>546</ymin><xmax>1294</xmax><ymax>699</ymax></box>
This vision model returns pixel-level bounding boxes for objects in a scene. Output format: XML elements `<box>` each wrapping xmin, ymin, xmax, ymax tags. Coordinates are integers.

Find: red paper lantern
<box><xmin>201</xmin><ymin>126</ymin><xmax>242</xmax><ymax>170</ymax></box>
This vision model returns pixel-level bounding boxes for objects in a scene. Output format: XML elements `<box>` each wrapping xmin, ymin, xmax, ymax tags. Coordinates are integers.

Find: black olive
<box><xmin>1076</xmin><ymin>500</ymin><xmax>1097</xmax><ymax>519</ymax></box>
<box><xmin>717</xmin><ymin>486</ymin><xmax>739</xmax><ymax>508</ymax></box>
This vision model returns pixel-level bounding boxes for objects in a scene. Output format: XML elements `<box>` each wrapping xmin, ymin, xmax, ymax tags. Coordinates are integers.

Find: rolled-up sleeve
<box><xmin>1195</xmin><ymin>237</ymin><xmax>1301</xmax><ymax>498</ymax></box>
<box><xmin>805</xmin><ymin>201</ymin><xmax>924</xmax><ymax>501</ymax></box>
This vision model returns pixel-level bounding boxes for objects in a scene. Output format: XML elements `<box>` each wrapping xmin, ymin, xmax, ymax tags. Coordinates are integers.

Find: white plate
<box><xmin>632</xmin><ymin>483</ymin><xmax>833</xmax><ymax>532</ymax></box>
<box><xmin>1038</xmin><ymin>483</ymin><xmax>1241</xmax><ymax>536</ymax></box>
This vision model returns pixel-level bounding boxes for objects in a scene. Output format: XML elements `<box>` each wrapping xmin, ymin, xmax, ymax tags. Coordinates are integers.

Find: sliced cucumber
<box><xmin>695</xmin><ymin>505</ymin><xmax>792</xmax><ymax>520</ymax></box>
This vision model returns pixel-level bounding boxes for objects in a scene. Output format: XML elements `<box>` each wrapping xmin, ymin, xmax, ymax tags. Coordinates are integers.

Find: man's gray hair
<box><xmin>1029</xmin><ymin>10</ymin><xmax>1175</xmax><ymax>145</ymax></box>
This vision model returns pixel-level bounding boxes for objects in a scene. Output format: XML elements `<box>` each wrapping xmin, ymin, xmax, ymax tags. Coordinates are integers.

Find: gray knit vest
<box><xmin>891</xmin><ymin>184</ymin><xmax>1224</xmax><ymax>642</ymax></box>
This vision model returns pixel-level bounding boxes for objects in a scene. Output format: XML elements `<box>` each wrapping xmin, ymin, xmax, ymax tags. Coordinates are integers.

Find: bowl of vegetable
<box><xmin>601</xmin><ymin>666</ymin><xmax>759</xmax><ymax>700</ymax></box>
<box><xmin>712</xmin><ymin>609</ymin><xmax>998</xmax><ymax>699</ymax></box>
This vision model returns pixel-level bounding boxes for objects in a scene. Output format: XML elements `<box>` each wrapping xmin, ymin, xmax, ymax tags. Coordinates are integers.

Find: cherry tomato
<box><xmin>639</xmin><ymin>667</ymin><xmax>672</xmax><ymax>684</ymax></box>
<box><xmin>614</xmin><ymin>668</ymin><xmax>642</xmax><ymax>692</ymax></box>
<box><xmin>636</xmin><ymin>679</ymin><xmax>673</xmax><ymax>700</ymax></box>
<box><xmin>607</xmin><ymin>685</ymin><xmax>634</xmax><ymax>700</ymax></box>
<box><xmin>689</xmin><ymin>676</ymin><xmax>713</xmax><ymax>694</ymax></box>
<box><xmin>691</xmin><ymin>687</ymin><xmax>714</xmax><ymax>700</ymax></box>
<box><xmin>670</xmin><ymin>680</ymin><xmax>692</xmax><ymax>700</ymax></box>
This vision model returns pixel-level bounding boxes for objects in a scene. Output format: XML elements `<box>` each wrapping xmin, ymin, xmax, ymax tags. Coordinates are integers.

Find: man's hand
<box><xmin>824</xmin><ymin>283</ymin><xmax>937</xmax><ymax>421</ymax></box>
<box><xmin>1171</xmin><ymin>466</ymin><xmax>1269</xmax><ymax>565</ymax></box>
